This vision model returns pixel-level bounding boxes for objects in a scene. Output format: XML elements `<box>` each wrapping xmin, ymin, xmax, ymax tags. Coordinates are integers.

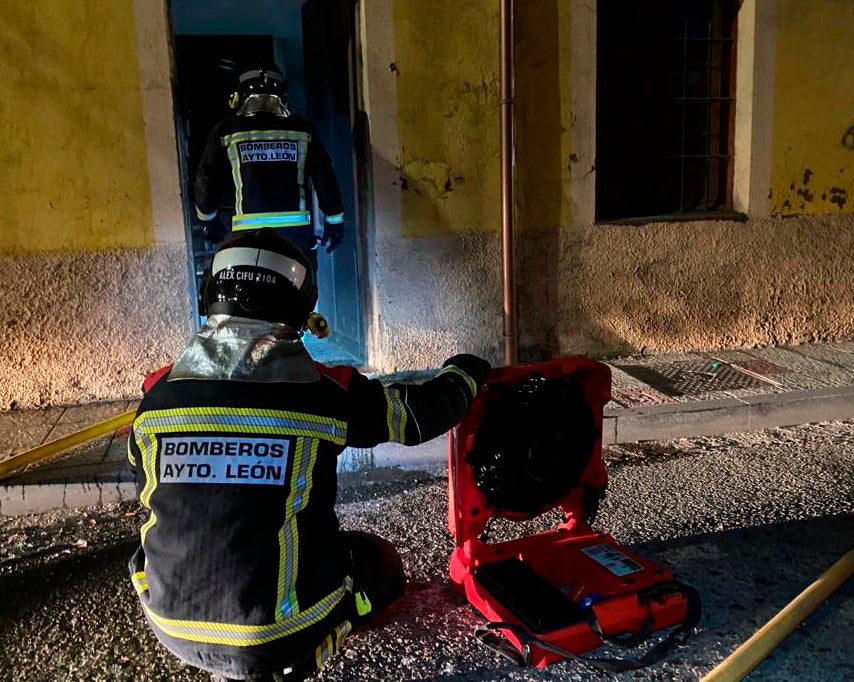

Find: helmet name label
<box><xmin>238</xmin><ymin>140</ymin><xmax>297</xmax><ymax>163</ymax></box>
<box><xmin>218</xmin><ymin>269</ymin><xmax>277</xmax><ymax>284</ymax></box>
<box><xmin>159</xmin><ymin>436</ymin><xmax>291</xmax><ymax>485</ymax></box>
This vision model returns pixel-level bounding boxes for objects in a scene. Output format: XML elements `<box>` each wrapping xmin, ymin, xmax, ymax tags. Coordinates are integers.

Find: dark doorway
<box><xmin>170</xmin><ymin>0</ymin><xmax>364</xmax><ymax>365</ymax></box>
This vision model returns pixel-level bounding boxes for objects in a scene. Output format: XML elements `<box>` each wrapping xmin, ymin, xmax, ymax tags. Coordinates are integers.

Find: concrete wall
<box><xmin>0</xmin><ymin>0</ymin><xmax>191</xmax><ymax>409</ymax></box>
<box><xmin>361</xmin><ymin>0</ymin><xmax>854</xmax><ymax>372</ymax></box>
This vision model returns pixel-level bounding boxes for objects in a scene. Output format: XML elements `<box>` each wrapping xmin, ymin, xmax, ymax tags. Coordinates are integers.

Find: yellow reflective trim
<box><xmin>137</xmin><ymin>406</ymin><xmax>345</xmax><ymax>429</ymax></box>
<box><xmin>126</xmin><ymin>440</ymin><xmax>136</xmax><ymax>467</ymax></box>
<box><xmin>141</xmin><ymin>581</ymin><xmax>348</xmax><ymax>646</ymax></box>
<box><xmin>135</xmin><ymin>427</ymin><xmax>160</xmax><ymax>551</ymax></box>
<box><xmin>131</xmin><ymin>571</ymin><xmax>148</xmax><ymax>595</ymax></box>
<box><xmin>315</xmin><ymin>620</ymin><xmax>352</xmax><ymax>669</ymax></box>
<box><xmin>355</xmin><ymin>590</ymin><xmax>372</xmax><ymax>616</ymax></box>
<box><xmin>135</xmin><ymin>407</ymin><xmax>346</xmax><ymax>445</ymax></box>
<box><xmin>275</xmin><ymin>523</ymin><xmax>290</xmax><ymax>621</ymax></box>
<box><xmin>134</xmin><ymin>427</ymin><xmax>156</xmax><ymax>505</ymax></box>
<box><xmin>335</xmin><ymin>620</ymin><xmax>352</xmax><ymax>648</ymax></box>
<box><xmin>277</xmin><ymin>437</ymin><xmax>316</xmax><ymax>621</ymax></box>
<box><xmin>438</xmin><ymin>365</ymin><xmax>477</xmax><ymax>397</ymax></box>
<box><xmin>141</xmin><ymin>405</ymin><xmax>339</xmax><ymax>424</ymax></box>
<box><xmin>139</xmin><ymin>511</ymin><xmax>157</xmax><ymax>547</ymax></box>
<box><xmin>383</xmin><ymin>387</ymin><xmax>408</xmax><ymax>444</ymax></box>
<box><xmin>322</xmin><ymin>633</ymin><xmax>334</xmax><ymax>664</ymax></box>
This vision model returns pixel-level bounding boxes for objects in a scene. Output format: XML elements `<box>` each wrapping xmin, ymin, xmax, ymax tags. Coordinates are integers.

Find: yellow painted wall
<box><xmin>515</xmin><ymin>1</ymin><xmax>573</xmax><ymax>231</ymax></box>
<box><xmin>393</xmin><ymin>2</ymin><xmax>573</xmax><ymax>237</ymax></box>
<box><xmin>771</xmin><ymin>0</ymin><xmax>854</xmax><ymax>215</ymax></box>
<box><xmin>393</xmin><ymin>2</ymin><xmax>501</xmax><ymax>236</ymax></box>
<box><xmin>0</xmin><ymin>1</ymin><xmax>154</xmax><ymax>253</ymax></box>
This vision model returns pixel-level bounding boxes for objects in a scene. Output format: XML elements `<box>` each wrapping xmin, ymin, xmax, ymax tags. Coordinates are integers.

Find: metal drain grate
<box><xmin>610</xmin><ymin>387</ymin><xmax>676</xmax><ymax>408</ymax></box>
<box><xmin>614</xmin><ymin>359</ymin><xmax>787</xmax><ymax>397</ymax></box>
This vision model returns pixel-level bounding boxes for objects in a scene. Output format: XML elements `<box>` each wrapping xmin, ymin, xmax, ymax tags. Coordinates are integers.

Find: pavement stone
<box><xmin>1</xmin><ymin>342</ymin><xmax>853</xmax><ymax>516</ymax></box>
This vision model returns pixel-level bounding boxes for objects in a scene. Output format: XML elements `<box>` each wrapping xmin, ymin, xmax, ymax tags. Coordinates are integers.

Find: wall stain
<box><xmin>777</xmin><ymin>164</ymin><xmax>850</xmax><ymax>213</ymax></box>
<box><xmin>796</xmin><ymin>187</ymin><xmax>814</xmax><ymax>202</ymax></box>
<box><xmin>829</xmin><ymin>187</ymin><xmax>848</xmax><ymax>208</ymax></box>
<box><xmin>397</xmin><ymin>162</ymin><xmax>463</xmax><ymax>200</ymax></box>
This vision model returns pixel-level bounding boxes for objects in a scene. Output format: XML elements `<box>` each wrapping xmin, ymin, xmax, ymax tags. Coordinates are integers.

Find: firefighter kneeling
<box><xmin>127</xmin><ymin>230</ymin><xmax>490</xmax><ymax>682</ymax></box>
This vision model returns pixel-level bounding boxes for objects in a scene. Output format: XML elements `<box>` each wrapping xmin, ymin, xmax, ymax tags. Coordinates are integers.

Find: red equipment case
<box><xmin>448</xmin><ymin>358</ymin><xmax>697</xmax><ymax>669</ymax></box>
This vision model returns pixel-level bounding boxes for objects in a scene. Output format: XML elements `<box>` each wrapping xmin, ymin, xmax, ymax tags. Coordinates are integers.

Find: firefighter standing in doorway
<box><xmin>127</xmin><ymin>230</ymin><xmax>490</xmax><ymax>682</ymax></box>
<box><xmin>193</xmin><ymin>60</ymin><xmax>345</xmax><ymax>274</ymax></box>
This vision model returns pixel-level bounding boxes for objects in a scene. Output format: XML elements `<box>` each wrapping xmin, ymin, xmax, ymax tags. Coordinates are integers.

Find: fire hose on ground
<box><xmin>700</xmin><ymin>546</ymin><xmax>854</xmax><ymax>681</ymax></box>
<box><xmin>0</xmin><ymin>409</ymin><xmax>136</xmax><ymax>481</ymax></box>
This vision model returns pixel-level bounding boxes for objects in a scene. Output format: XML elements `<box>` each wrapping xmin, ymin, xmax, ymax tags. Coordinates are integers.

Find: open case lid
<box><xmin>448</xmin><ymin>357</ymin><xmax>612</xmax><ymax>551</ymax></box>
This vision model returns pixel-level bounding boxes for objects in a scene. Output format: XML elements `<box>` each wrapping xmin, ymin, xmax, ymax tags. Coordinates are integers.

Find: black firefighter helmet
<box><xmin>199</xmin><ymin>230</ymin><xmax>317</xmax><ymax>330</ymax></box>
<box><xmin>235</xmin><ymin>60</ymin><xmax>287</xmax><ymax>103</ymax></box>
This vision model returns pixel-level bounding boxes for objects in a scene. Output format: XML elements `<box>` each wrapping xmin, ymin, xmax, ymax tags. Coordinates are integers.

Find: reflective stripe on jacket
<box><xmin>128</xmin><ymin>360</ymin><xmax>479</xmax><ymax>677</ymax></box>
<box><xmin>193</xmin><ymin>114</ymin><xmax>345</xmax><ymax>229</ymax></box>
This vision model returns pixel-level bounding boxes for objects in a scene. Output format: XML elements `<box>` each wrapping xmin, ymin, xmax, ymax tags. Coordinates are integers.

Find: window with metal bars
<box><xmin>595</xmin><ymin>0</ymin><xmax>739</xmax><ymax>223</ymax></box>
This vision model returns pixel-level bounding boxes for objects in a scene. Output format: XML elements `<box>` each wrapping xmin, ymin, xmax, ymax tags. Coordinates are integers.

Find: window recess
<box><xmin>596</xmin><ymin>0</ymin><xmax>740</xmax><ymax>223</ymax></box>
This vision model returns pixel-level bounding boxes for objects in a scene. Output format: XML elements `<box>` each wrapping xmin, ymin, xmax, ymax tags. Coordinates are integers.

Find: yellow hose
<box><xmin>0</xmin><ymin>408</ymin><xmax>136</xmax><ymax>481</ymax></box>
<box><xmin>701</xmin><ymin>546</ymin><xmax>854</xmax><ymax>682</ymax></box>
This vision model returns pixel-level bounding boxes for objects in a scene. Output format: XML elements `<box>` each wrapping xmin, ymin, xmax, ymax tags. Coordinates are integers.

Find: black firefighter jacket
<box><xmin>193</xmin><ymin>112</ymin><xmax>345</xmax><ymax>232</ymax></box>
<box><xmin>127</xmin><ymin>358</ymin><xmax>482</xmax><ymax>678</ymax></box>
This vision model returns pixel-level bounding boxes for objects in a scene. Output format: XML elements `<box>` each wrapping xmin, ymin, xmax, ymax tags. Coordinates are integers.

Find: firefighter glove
<box><xmin>320</xmin><ymin>223</ymin><xmax>345</xmax><ymax>253</ymax></box>
<box><xmin>443</xmin><ymin>354</ymin><xmax>491</xmax><ymax>389</ymax></box>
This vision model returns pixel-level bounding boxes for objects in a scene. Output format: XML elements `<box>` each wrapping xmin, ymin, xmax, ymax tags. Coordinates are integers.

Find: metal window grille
<box><xmin>596</xmin><ymin>0</ymin><xmax>738</xmax><ymax>223</ymax></box>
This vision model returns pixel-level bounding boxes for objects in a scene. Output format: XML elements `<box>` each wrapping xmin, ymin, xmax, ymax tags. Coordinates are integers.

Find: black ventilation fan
<box><xmin>465</xmin><ymin>373</ymin><xmax>600</xmax><ymax>518</ymax></box>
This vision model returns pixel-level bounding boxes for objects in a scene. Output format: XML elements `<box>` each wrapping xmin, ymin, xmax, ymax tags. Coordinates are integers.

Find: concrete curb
<box><xmin>603</xmin><ymin>385</ymin><xmax>854</xmax><ymax>443</ymax></box>
<box><xmin>0</xmin><ymin>478</ymin><xmax>137</xmax><ymax>517</ymax></box>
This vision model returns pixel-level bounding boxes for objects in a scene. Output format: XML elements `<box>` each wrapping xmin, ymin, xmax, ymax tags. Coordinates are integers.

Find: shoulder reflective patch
<box><xmin>159</xmin><ymin>436</ymin><xmax>291</xmax><ymax>485</ymax></box>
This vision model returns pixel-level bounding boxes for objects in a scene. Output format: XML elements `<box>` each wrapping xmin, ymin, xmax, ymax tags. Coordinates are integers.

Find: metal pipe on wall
<box><xmin>500</xmin><ymin>0</ymin><xmax>518</xmax><ymax>365</ymax></box>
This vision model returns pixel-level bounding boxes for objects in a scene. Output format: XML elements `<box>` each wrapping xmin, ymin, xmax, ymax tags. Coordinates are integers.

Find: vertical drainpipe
<box><xmin>500</xmin><ymin>0</ymin><xmax>518</xmax><ymax>365</ymax></box>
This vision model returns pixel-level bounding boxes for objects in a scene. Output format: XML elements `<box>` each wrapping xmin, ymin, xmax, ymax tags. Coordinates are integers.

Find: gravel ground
<box><xmin>1</xmin><ymin>422</ymin><xmax>852</xmax><ymax>681</ymax></box>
